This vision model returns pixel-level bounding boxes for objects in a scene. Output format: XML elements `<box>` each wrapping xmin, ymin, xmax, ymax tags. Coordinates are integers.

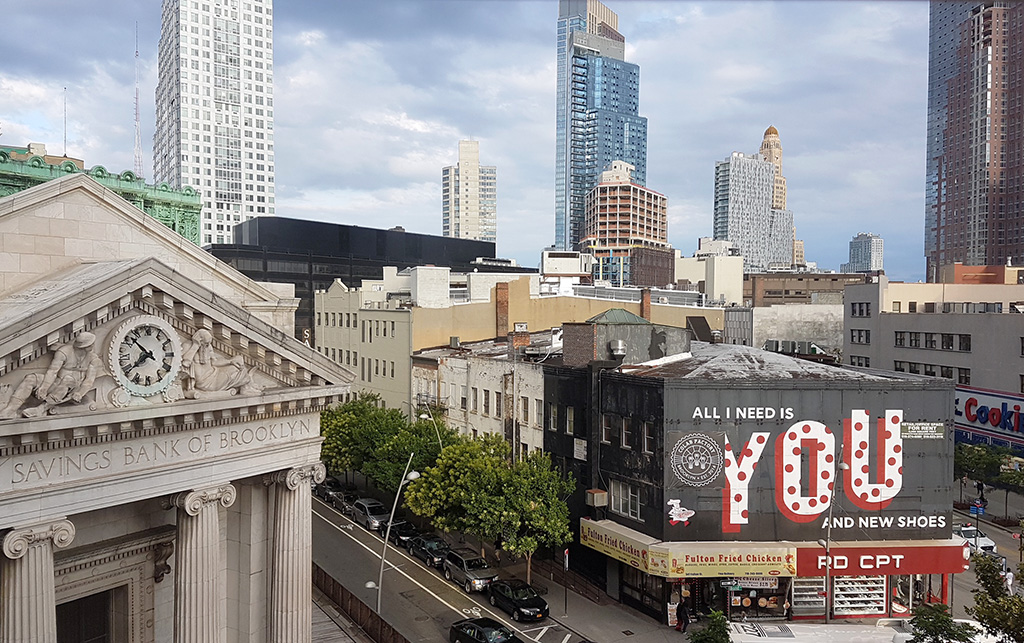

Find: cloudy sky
<box><xmin>0</xmin><ymin>1</ymin><xmax>930</xmax><ymax>280</ymax></box>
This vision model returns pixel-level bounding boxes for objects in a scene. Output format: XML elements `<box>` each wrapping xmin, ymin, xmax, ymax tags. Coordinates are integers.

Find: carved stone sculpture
<box><xmin>0</xmin><ymin>332</ymin><xmax>103</xmax><ymax>419</ymax></box>
<box><xmin>179</xmin><ymin>329</ymin><xmax>261</xmax><ymax>398</ymax></box>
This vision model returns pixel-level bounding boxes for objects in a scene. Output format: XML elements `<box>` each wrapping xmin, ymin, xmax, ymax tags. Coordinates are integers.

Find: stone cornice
<box><xmin>54</xmin><ymin>525</ymin><xmax>176</xmax><ymax>576</ymax></box>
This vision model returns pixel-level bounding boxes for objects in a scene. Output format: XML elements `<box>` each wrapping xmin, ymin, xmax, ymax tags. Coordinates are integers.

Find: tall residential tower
<box><xmin>442</xmin><ymin>140</ymin><xmax>497</xmax><ymax>243</ymax></box>
<box><xmin>841</xmin><ymin>232</ymin><xmax>884</xmax><ymax>273</ymax></box>
<box><xmin>154</xmin><ymin>0</ymin><xmax>275</xmax><ymax>246</ymax></box>
<box><xmin>555</xmin><ymin>0</ymin><xmax>648</xmax><ymax>250</ymax></box>
<box><xmin>926</xmin><ymin>2</ymin><xmax>1024</xmax><ymax>280</ymax></box>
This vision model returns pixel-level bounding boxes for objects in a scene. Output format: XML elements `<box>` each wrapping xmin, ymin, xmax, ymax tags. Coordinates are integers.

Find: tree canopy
<box><xmin>908</xmin><ymin>603</ymin><xmax>977</xmax><ymax>643</ymax></box>
<box><xmin>969</xmin><ymin>552</ymin><xmax>1024</xmax><ymax>643</ymax></box>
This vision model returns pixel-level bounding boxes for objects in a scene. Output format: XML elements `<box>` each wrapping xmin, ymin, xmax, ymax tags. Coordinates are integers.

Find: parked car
<box><xmin>329</xmin><ymin>491</ymin><xmax>359</xmax><ymax>515</ymax></box>
<box><xmin>384</xmin><ymin>520</ymin><xmax>420</xmax><ymax>548</ymax></box>
<box><xmin>954</xmin><ymin>522</ymin><xmax>997</xmax><ymax>554</ymax></box>
<box><xmin>443</xmin><ymin>548</ymin><xmax>498</xmax><ymax>593</ymax></box>
<box><xmin>314</xmin><ymin>476</ymin><xmax>345</xmax><ymax>502</ymax></box>
<box><xmin>487</xmin><ymin>579</ymin><xmax>549</xmax><ymax>622</ymax></box>
<box><xmin>449</xmin><ymin>617</ymin><xmax>523</xmax><ymax>643</ymax></box>
<box><xmin>409</xmin><ymin>536</ymin><xmax>450</xmax><ymax>568</ymax></box>
<box><xmin>351</xmin><ymin>498</ymin><xmax>389</xmax><ymax>531</ymax></box>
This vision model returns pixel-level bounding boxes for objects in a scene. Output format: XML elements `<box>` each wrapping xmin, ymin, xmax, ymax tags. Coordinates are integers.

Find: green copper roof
<box><xmin>586</xmin><ymin>308</ymin><xmax>651</xmax><ymax>325</ymax></box>
<box><xmin>0</xmin><ymin>145</ymin><xmax>200</xmax><ymax>245</ymax></box>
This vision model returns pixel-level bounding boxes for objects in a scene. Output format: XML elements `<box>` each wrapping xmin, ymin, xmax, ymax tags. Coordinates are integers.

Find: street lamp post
<box><xmin>817</xmin><ymin>446</ymin><xmax>849</xmax><ymax>625</ymax></box>
<box><xmin>369</xmin><ymin>452</ymin><xmax>419</xmax><ymax>614</ymax></box>
<box><xmin>404</xmin><ymin>400</ymin><xmax>444</xmax><ymax>451</ymax></box>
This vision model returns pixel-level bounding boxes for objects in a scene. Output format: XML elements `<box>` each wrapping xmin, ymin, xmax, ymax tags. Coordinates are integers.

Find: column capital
<box><xmin>2</xmin><ymin>519</ymin><xmax>75</xmax><ymax>560</ymax></box>
<box><xmin>264</xmin><ymin>462</ymin><xmax>326</xmax><ymax>491</ymax></box>
<box><xmin>166</xmin><ymin>484</ymin><xmax>236</xmax><ymax>516</ymax></box>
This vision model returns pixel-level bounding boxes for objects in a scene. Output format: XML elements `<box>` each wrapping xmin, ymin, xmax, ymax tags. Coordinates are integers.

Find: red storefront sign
<box><xmin>796</xmin><ymin>540</ymin><xmax>969</xmax><ymax>576</ymax></box>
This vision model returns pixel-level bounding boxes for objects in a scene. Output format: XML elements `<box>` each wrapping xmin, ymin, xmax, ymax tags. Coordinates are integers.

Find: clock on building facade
<box><xmin>108</xmin><ymin>315</ymin><xmax>183</xmax><ymax>397</ymax></box>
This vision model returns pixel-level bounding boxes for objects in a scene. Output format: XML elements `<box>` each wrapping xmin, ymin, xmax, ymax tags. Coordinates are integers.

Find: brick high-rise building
<box><xmin>926</xmin><ymin>2</ymin><xmax>1024</xmax><ymax>280</ymax></box>
<box><xmin>581</xmin><ymin>160</ymin><xmax>667</xmax><ymax>286</ymax></box>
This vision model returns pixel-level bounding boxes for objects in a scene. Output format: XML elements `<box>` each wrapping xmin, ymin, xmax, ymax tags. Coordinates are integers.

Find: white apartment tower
<box><xmin>841</xmin><ymin>232</ymin><xmax>884</xmax><ymax>273</ymax></box>
<box><xmin>713</xmin><ymin>151</ymin><xmax>794</xmax><ymax>273</ymax></box>
<box><xmin>442</xmin><ymin>140</ymin><xmax>496</xmax><ymax>243</ymax></box>
<box><xmin>153</xmin><ymin>0</ymin><xmax>275</xmax><ymax>246</ymax></box>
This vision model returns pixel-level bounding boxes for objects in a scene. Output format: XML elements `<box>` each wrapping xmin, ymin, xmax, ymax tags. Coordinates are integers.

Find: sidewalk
<box><xmin>313</xmin><ymin>587</ymin><xmax>375</xmax><ymax>643</ymax></box>
<box><xmin>957</xmin><ymin>478</ymin><xmax>1024</xmax><ymax>534</ymax></box>
<box><xmin>495</xmin><ymin>555</ymin><xmax>705</xmax><ymax>643</ymax></box>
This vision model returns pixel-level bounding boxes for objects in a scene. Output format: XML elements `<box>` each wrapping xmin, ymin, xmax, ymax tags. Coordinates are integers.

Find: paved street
<box><xmin>311</xmin><ymin>483</ymin><xmax>1024</xmax><ymax>642</ymax></box>
<box><xmin>313</xmin><ymin>497</ymin><xmax>638</xmax><ymax>643</ymax></box>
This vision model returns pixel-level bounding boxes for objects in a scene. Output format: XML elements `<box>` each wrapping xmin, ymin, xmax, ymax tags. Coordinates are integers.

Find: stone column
<box><xmin>267</xmin><ymin>463</ymin><xmax>324</xmax><ymax>643</ymax></box>
<box><xmin>1</xmin><ymin>519</ymin><xmax>76</xmax><ymax>643</ymax></box>
<box><xmin>170</xmin><ymin>485</ymin><xmax>236</xmax><ymax>643</ymax></box>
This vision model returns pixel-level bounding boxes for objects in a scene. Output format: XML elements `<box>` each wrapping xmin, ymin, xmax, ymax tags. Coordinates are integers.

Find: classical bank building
<box><xmin>0</xmin><ymin>174</ymin><xmax>353</xmax><ymax>642</ymax></box>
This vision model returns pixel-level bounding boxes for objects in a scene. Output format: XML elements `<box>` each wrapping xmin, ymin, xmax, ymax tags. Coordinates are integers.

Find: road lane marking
<box><xmin>313</xmin><ymin>506</ymin><xmax>540</xmax><ymax>639</ymax></box>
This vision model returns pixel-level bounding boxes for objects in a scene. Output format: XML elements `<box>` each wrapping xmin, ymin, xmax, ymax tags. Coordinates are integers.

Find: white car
<box><xmin>954</xmin><ymin>523</ymin><xmax>997</xmax><ymax>554</ymax></box>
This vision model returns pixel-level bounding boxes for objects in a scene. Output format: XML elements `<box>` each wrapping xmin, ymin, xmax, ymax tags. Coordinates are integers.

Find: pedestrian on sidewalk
<box><xmin>675</xmin><ymin>601</ymin><xmax>690</xmax><ymax>633</ymax></box>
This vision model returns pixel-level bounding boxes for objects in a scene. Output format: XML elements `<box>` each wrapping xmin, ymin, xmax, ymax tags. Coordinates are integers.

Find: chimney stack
<box><xmin>495</xmin><ymin>282</ymin><xmax>509</xmax><ymax>339</ymax></box>
<box><xmin>641</xmin><ymin>288</ymin><xmax>652</xmax><ymax>320</ymax></box>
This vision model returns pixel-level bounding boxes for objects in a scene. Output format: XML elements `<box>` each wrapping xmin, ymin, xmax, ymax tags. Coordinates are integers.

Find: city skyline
<box><xmin>1</xmin><ymin>1</ymin><xmax>929</xmax><ymax>278</ymax></box>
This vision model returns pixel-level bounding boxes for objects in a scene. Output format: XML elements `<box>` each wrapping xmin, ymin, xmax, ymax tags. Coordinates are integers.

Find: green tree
<box><xmin>320</xmin><ymin>393</ymin><xmax>386</xmax><ymax>476</ymax></box>
<box><xmin>363</xmin><ymin>413</ymin><xmax>460</xmax><ymax>493</ymax></box>
<box><xmin>907</xmin><ymin>603</ymin><xmax>977</xmax><ymax>643</ymax></box>
<box><xmin>996</xmin><ymin>468</ymin><xmax>1024</xmax><ymax>520</ymax></box>
<box><xmin>404</xmin><ymin>434</ymin><xmax>510</xmax><ymax>550</ymax></box>
<box><xmin>955</xmin><ymin>444</ymin><xmax>1010</xmax><ymax>501</ymax></box>
<box><xmin>968</xmin><ymin>552</ymin><xmax>1024</xmax><ymax>643</ymax></box>
<box><xmin>486</xmin><ymin>451</ymin><xmax>575</xmax><ymax>584</ymax></box>
<box><xmin>688</xmin><ymin>609</ymin><xmax>730</xmax><ymax>643</ymax></box>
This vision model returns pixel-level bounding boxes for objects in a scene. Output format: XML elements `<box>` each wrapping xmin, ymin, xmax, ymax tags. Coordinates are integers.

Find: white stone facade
<box><xmin>0</xmin><ymin>176</ymin><xmax>352</xmax><ymax>642</ymax></box>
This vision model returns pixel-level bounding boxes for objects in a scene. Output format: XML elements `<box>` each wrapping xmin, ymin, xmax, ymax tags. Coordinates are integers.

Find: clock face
<box><xmin>108</xmin><ymin>316</ymin><xmax>183</xmax><ymax>397</ymax></box>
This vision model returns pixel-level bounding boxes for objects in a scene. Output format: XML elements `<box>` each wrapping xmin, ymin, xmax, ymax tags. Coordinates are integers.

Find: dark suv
<box><xmin>443</xmin><ymin>548</ymin><xmax>498</xmax><ymax>593</ymax></box>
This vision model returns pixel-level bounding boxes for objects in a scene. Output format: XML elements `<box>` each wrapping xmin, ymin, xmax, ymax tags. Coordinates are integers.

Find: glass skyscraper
<box><xmin>926</xmin><ymin>2</ymin><xmax>1024</xmax><ymax>280</ymax></box>
<box><xmin>555</xmin><ymin>0</ymin><xmax>647</xmax><ymax>250</ymax></box>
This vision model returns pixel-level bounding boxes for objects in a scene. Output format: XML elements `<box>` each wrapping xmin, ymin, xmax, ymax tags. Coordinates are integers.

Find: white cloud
<box><xmin>1</xmin><ymin>1</ymin><xmax>933</xmax><ymax>280</ymax></box>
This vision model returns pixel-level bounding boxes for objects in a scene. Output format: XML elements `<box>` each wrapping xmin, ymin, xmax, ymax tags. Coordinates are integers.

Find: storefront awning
<box><xmin>579</xmin><ymin>518</ymin><xmax>660</xmax><ymax>572</ymax></box>
<box><xmin>580</xmin><ymin>518</ymin><xmax>972</xmax><ymax>579</ymax></box>
<box><xmin>793</xmin><ymin>539</ymin><xmax>970</xmax><ymax>576</ymax></box>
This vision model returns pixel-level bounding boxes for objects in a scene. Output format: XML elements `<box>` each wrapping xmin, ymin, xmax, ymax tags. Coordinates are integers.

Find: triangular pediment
<box><xmin>0</xmin><ymin>257</ymin><xmax>353</xmax><ymax>431</ymax></box>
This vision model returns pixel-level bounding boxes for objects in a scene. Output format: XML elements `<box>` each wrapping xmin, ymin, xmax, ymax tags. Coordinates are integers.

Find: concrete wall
<box><xmin>314</xmin><ymin>280</ymin><xmax>413</xmax><ymax>409</ymax></box>
<box><xmin>411</xmin><ymin>277</ymin><xmax>724</xmax><ymax>352</ymax></box>
<box><xmin>752</xmin><ymin>303</ymin><xmax>845</xmax><ymax>351</ymax></box>
<box><xmin>674</xmin><ymin>255</ymin><xmax>743</xmax><ymax>305</ymax></box>
<box><xmin>436</xmin><ymin>355</ymin><xmax>545</xmax><ymax>455</ymax></box>
<box><xmin>410</xmin><ymin>266</ymin><xmax>451</xmax><ymax>308</ymax></box>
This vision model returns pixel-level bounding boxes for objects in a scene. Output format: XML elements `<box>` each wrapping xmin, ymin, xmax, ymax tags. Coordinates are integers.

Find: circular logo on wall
<box><xmin>670</xmin><ymin>433</ymin><xmax>724</xmax><ymax>487</ymax></box>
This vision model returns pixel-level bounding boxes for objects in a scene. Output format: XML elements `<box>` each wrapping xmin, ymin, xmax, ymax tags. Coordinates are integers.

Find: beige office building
<box><xmin>0</xmin><ymin>174</ymin><xmax>352</xmax><ymax>642</ymax></box>
<box><xmin>442</xmin><ymin>141</ymin><xmax>496</xmax><ymax>243</ymax></box>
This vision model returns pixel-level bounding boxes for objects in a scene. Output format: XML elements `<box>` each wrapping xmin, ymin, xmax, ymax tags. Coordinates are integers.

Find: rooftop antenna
<box><xmin>63</xmin><ymin>87</ymin><xmax>67</xmax><ymax>156</ymax></box>
<box><xmin>133</xmin><ymin>22</ymin><xmax>144</xmax><ymax>178</ymax></box>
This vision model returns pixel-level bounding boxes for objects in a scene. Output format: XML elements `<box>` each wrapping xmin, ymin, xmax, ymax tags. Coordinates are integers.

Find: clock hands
<box><xmin>129</xmin><ymin>346</ymin><xmax>157</xmax><ymax>370</ymax></box>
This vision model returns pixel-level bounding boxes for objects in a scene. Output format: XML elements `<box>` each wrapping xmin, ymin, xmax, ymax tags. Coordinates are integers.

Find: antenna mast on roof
<box><xmin>63</xmin><ymin>87</ymin><xmax>67</xmax><ymax>156</ymax></box>
<box><xmin>134</xmin><ymin>22</ymin><xmax>144</xmax><ymax>178</ymax></box>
